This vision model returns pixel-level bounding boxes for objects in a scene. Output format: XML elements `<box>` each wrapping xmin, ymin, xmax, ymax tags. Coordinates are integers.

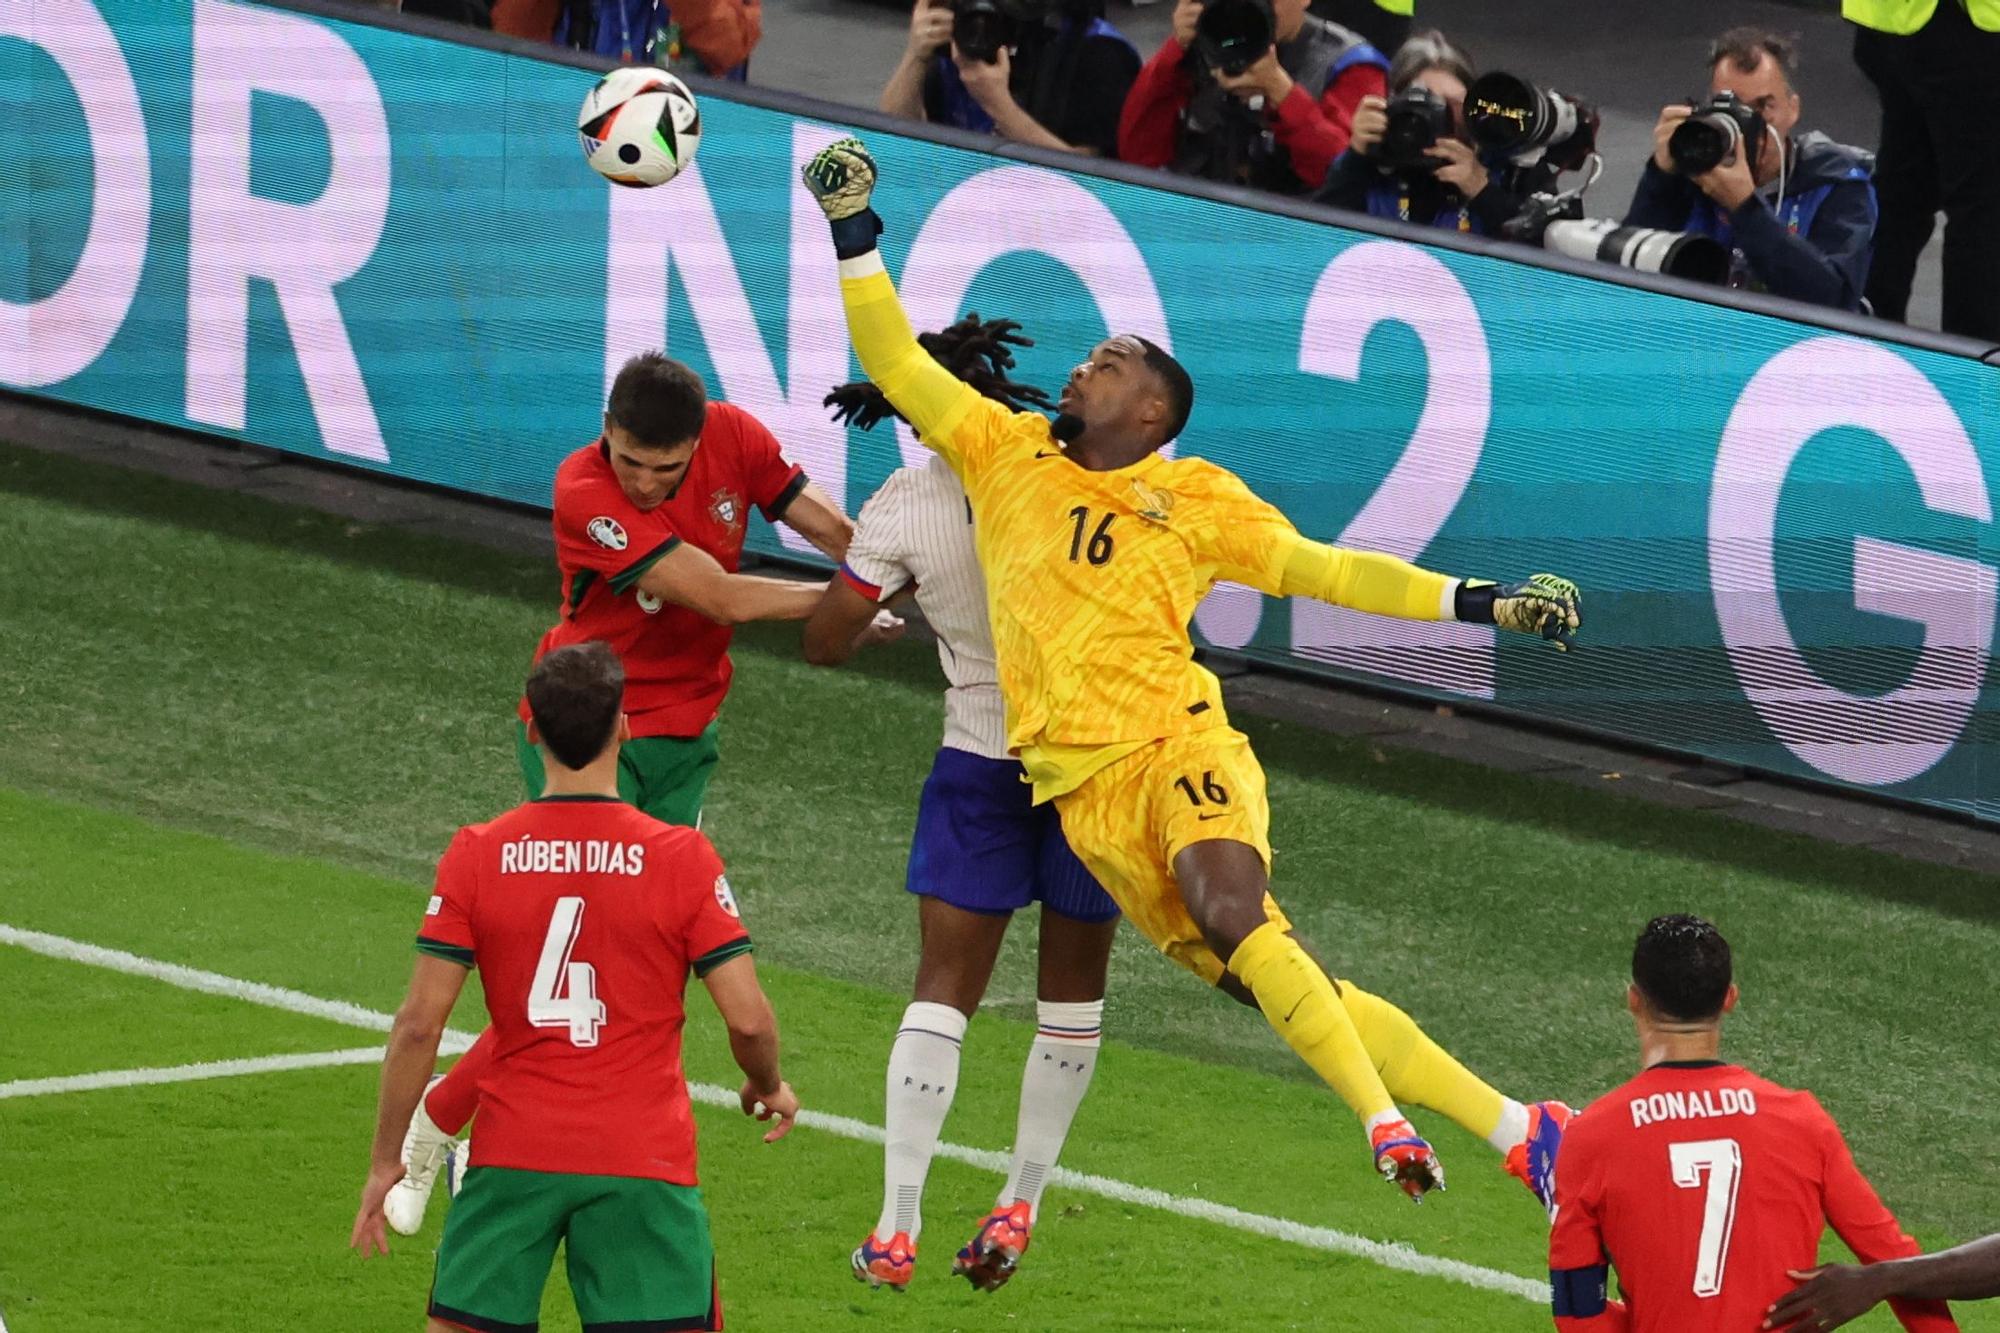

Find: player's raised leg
<box><xmin>382</xmin><ymin>1045</ymin><xmax>485</xmax><ymax>1236</ymax></box>
<box><xmin>1171</xmin><ymin>850</ymin><xmax>1572</xmax><ymax>1208</ymax></box>
<box><xmin>858</xmin><ymin>896</ymin><xmax>1009</xmax><ymax>1289</ymax></box>
<box><xmin>383</xmin><ymin>1073</ymin><xmax>469</xmax><ymax>1236</ymax></box>
<box><xmin>955</xmin><ymin>846</ymin><xmax>1118</xmax><ymax>1292</ymax></box>
<box><xmin>1173</xmin><ymin>837</ymin><xmax>1447</xmax><ymax>1201</ymax></box>
<box><xmin>1055</xmin><ymin>730</ymin><xmax>1443</xmax><ymax>1199</ymax></box>
<box><xmin>1331</xmin><ymin>975</ymin><xmax>1571</xmax><ymax>1210</ymax></box>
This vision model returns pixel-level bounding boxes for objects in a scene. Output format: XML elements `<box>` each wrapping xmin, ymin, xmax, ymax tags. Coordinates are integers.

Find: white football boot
<box><xmin>384</xmin><ymin>1077</ymin><xmax>464</xmax><ymax>1236</ymax></box>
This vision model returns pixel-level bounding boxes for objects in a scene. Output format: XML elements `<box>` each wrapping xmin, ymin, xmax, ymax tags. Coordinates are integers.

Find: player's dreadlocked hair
<box><xmin>824</xmin><ymin>313</ymin><xmax>1053</xmax><ymax>431</ymax></box>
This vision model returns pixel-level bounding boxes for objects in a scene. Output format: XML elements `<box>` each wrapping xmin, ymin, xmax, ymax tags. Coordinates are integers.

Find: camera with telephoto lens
<box><xmin>1668</xmin><ymin>90</ymin><xmax>1766</xmax><ymax>176</ymax></box>
<box><xmin>952</xmin><ymin>0</ymin><xmax>1051</xmax><ymax>63</ymax></box>
<box><xmin>1374</xmin><ymin>86</ymin><xmax>1454</xmax><ymax>174</ymax></box>
<box><xmin>1463</xmin><ymin>71</ymin><xmax>1599</xmax><ymax>172</ymax></box>
<box><xmin>1503</xmin><ymin>190</ymin><xmax>1730</xmax><ymax>285</ymax></box>
<box><xmin>1192</xmin><ymin>0</ymin><xmax>1275</xmax><ymax>78</ymax></box>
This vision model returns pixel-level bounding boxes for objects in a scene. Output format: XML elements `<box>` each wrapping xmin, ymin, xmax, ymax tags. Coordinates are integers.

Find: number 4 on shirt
<box><xmin>529</xmin><ymin>896</ymin><xmax>607</xmax><ymax>1047</ymax></box>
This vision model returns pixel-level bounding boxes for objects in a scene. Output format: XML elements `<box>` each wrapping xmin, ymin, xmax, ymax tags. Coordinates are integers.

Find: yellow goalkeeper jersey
<box><xmin>839</xmin><ymin>255</ymin><xmax>1451</xmax><ymax>800</ymax></box>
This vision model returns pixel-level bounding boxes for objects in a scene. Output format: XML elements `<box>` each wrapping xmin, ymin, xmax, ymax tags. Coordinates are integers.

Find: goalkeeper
<box><xmin>804</xmin><ymin>137</ymin><xmax>1585</xmax><ymax>1204</ymax></box>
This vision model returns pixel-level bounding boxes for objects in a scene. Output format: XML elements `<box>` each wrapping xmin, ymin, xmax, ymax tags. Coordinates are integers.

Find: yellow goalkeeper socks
<box><xmin>1227</xmin><ymin>922</ymin><xmax>1396</xmax><ymax>1125</ymax></box>
<box><xmin>1336</xmin><ymin>981</ymin><xmax>1511</xmax><ymax>1147</ymax></box>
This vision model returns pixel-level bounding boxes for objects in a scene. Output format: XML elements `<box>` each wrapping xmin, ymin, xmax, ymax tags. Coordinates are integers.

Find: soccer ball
<box><xmin>577</xmin><ymin>67</ymin><xmax>702</xmax><ymax>188</ymax></box>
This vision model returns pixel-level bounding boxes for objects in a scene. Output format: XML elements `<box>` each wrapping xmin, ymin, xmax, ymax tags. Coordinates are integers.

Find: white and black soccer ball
<box><xmin>577</xmin><ymin>67</ymin><xmax>702</xmax><ymax>188</ymax></box>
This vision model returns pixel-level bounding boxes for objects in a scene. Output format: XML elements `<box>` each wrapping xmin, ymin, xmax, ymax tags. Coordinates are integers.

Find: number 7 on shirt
<box><xmin>1669</xmin><ymin>1138</ymin><xmax>1743</xmax><ymax>1298</ymax></box>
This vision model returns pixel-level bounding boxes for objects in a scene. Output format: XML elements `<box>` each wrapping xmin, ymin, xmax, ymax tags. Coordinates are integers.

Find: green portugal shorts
<box><xmin>429</xmin><ymin>1167</ymin><xmax>720</xmax><ymax>1333</ymax></box>
<box><xmin>515</xmin><ymin>721</ymin><xmax>719</xmax><ymax>827</ymax></box>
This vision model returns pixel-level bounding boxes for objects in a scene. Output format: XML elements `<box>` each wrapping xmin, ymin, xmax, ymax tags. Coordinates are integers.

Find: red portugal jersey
<box><xmin>414</xmin><ymin>795</ymin><xmax>754</xmax><ymax>1183</ymax></box>
<box><xmin>522</xmin><ymin>401</ymin><xmax>806</xmax><ymax>737</ymax></box>
<box><xmin>1550</xmin><ymin>1061</ymin><xmax>1956</xmax><ymax>1333</ymax></box>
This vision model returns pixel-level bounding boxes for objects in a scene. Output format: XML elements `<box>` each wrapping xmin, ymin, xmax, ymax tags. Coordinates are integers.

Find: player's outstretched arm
<box><xmin>702</xmin><ymin>954</ymin><xmax>799</xmax><ymax>1143</ymax></box>
<box><xmin>351</xmin><ymin>955</ymin><xmax>469</xmax><ymax>1257</ymax></box>
<box><xmin>1196</xmin><ymin>473</ymin><xmax>1582</xmax><ymax>650</ymax></box>
<box><xmin>1277</xmin><ymin>541</ymin><xmax>1582</xmax><ymax>651</ymax></box>
<box><xmin>637</xmin><ymin>540</ymin><xmax>828</xmax><ymax>626</ymax></box>
<box><xmin>801</xmin><ymin>138</ymin><xmax>1003</xmax><ymax>473</ymax></box>
<box><xmin>1768</xmin><ymin>1236</ymin><xmax>2000</xmax><ymax>1331</ymax></box>
<box><xmin>803</xmin><ymin>575</ymin><xmax>906</xmax><ymax>666</ymax></box>
<box><xmin>777</xmin><ymin>481</ymin><xmax>856</xmax><ymax>562</ymax></box>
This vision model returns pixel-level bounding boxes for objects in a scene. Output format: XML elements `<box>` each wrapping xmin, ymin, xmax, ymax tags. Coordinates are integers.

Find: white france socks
<box><xmin>1000</xmin><ymin>999</ymin><xmax>1104</xmax><ymax>1222</ymax></box>
<box><xmin>876</xmin><ymin>1000</ymin><xmax>968</xmax><ymax>1242</ymax></box>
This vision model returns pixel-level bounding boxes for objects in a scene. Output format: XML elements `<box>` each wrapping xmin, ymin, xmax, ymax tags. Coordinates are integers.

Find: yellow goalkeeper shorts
<box><xmin>1053</xmin><ymin>728</ymin><xmax>1289</xmax><ymax>985</ymax></box>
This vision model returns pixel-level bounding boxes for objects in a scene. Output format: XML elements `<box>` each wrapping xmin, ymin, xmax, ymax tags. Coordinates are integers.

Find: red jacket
<box><xmin>1116</xmin><ymin>35</ymin><xmax>1384</xmax><ymax>189</ymax></box>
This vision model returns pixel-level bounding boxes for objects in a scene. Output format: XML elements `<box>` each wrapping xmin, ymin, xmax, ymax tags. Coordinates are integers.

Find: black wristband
<box><xmin>1454</xmin><ymin>580</ymin><xmax>1497</xmax><ymax>625</ymax></box>
<box><xmin>830</xmin><ymin>209</ymin><xmax>884</xmax><ymax>261</ymax></box>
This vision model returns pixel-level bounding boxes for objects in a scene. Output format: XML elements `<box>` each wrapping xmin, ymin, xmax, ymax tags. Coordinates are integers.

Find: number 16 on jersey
<box><xmin>530</xmin><ymin>896</ymin><xmax>607</xmax><ymax>1047</ymax></box>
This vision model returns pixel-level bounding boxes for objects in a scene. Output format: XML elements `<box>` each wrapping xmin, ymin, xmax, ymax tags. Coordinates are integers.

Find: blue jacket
<box><xmin>556</xmin><ymin>0</ymin><xmax>751</xmax><ymax>80</ymax></box>
<box><xmin>1623</xmin><ymin>131</ymin><xmax>1877</xmax><ymax>310</ymax></box>
<box><xmin>1313</xmin><ymin>148</ymin><xmax>1549</xmax><ymax>237</ymax></box>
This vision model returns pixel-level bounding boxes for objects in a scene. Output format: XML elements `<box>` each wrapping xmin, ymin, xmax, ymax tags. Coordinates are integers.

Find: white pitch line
<box><xmin>0</xmin><ymin>924</ymin><xmax>476</xmax><ymax>1055</ymax></box>
<box><xmin>0</xmin><ymin>1047</ymin><xmax>388</xmax><ymax>1100</ymax></box>
<box><xmin>1</xmin><ymin>923</ymin><xmax>1547</xmax><ymax>1304</ymax></box>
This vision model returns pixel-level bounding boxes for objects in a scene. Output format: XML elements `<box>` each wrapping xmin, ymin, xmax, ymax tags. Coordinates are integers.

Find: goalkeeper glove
<box><xmin>1456</xmin><ymin>573</ymin><xmax>1581</xmax><ymax>651</ymax></box>
<box><xmin>801</xmin><ymin>137</ymin><xmax>882</xmax><ymax>258</ymax></box>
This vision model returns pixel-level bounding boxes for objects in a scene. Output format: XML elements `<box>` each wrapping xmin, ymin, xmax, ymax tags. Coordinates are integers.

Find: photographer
<box><xmin>1116</xmin><ymin>0</ymin><xmax>1388</xmax><ymax>194</ymax></box>
<box><xmin>1312</xmin><ymin>31</ymin><xmax>1548</xmax><ymax>233</ymax></box>
<box><xmin>879</xmin><ymin>0</ymin><xmax>1140</xmax><ymax>156</ymax></box>
<box><xmin>1626</xmin><ymin>28</ymin><xmax>1877</xmax><ymax>311</ymax></box>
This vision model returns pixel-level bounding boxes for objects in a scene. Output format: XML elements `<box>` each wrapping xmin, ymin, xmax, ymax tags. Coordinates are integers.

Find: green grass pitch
<box><xmin>1</xmin><ymin>440</ymin><xmax>1996</xmax><ymax>1331</ymax></box>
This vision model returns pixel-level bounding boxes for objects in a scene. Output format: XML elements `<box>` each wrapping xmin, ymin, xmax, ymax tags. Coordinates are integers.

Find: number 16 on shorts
<box><xmin>1173</xmin><ymin>770</ymin><xmax>1230</xmax><ymax>809</ymax></box>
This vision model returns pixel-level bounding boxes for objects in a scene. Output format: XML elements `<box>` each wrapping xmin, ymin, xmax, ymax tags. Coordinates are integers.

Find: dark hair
<box><xmin>607</xmin><ymin>351</ymin><xmax>707</xmax><ymax>447</ymax></box>
<box><xmin>1632</xmin><ymin>914</ymin><xmax>1734</xmax><ymax>1022</ymax></box>
<box><xmin>1389</xmin><ymin>28</ymin><xmax>1475</xmax><ymax>94</ymax></box>
<box><xmin>1134</xmin><ymin>338</ymin><xmax>1193</xmax><ymax>444</ymax></box>
<box><xmin>526</xmin><ymin>642</ymin><xmax>624</xmax><ymax>771</ymax></box>
<box><xmin>824</xmin><ymin>313</ymin><xmax>1053</xmax><ymax>432</ymax></box>
<box><xmin>1709</xmin><ymin>26</ymin><xmax>1799</xmax><ymax>86</ymax></box>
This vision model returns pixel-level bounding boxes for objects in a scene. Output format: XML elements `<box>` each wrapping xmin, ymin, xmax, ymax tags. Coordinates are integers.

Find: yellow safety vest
<box><xmin>1843</xmin><ymin>0</ymin><xmax>2000</xmax><ymax>33</ymax></box>
<box><xmin>1373</xmin><ymin>0</ymin><xmax>1414</xmax><ymax>15</ymax></box>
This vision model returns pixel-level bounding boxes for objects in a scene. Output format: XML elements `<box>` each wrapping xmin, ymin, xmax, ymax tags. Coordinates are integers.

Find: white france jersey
<box><xmin>841</xmin><ymin>455</ymin><xmax>1007</xmax><ymax>760</ymax></box>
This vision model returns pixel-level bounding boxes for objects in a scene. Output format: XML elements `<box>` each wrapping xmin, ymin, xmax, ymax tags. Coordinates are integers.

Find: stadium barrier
<box><xmin>8</xmin><ymin>0</ymin><xmax>2000</xmax><ymax>821</ymax></box>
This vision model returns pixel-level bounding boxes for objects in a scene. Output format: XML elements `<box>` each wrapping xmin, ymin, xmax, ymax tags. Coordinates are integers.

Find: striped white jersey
<box><xmin>839</xmin><ymin>454</ymin><xmax>1008</xmax><ymax>759</ymax></box>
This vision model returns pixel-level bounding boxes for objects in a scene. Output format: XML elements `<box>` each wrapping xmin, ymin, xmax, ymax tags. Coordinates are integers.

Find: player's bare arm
<box><xmin>802</xmin><ymin>576</ymin><xmax>909</xmax><ymax>667</ymax></box>
<box><xmin>351</xmin><ymin>954</ymin><xmax>469</xmax><ymax>1257</ymax></box>
<box><xmin>1767</xmin><ymin>1234</ymin><xmax>1999</xmax><ymax>1331</ymax></box>
<box><xmin>638</xmin><ymin>539</ymin><xmax>828</xmax><ymax>626</ymax></box>
<box><xmin>702</xmin><ymin>952</ymin><xmax>799</xmax><ymax>1142</ymax></box>
<box><xmin>778</xmin><ymin>481</ymin><xmax>857</xmax><ymax>562</ymax></box>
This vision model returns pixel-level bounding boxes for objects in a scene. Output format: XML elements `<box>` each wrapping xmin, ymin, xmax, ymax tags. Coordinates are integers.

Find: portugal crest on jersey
<box><xmin>708</xmin><ymin>488</ymin><xmax>744</xmax><ymax>533</ymax></box>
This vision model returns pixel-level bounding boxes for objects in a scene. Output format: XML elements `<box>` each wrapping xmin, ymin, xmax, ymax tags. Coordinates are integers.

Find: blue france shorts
<box><xmin>906</xmin><ymin>747</ymin><xmax>1119</xmax><ymax>924</ymax></box>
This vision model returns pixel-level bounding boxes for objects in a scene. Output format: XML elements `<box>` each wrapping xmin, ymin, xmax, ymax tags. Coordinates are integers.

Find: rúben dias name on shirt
<box><xmin>498</xmin><ymin>837</ymin><xmax>647</xmax><ymax>876</ymax></box>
